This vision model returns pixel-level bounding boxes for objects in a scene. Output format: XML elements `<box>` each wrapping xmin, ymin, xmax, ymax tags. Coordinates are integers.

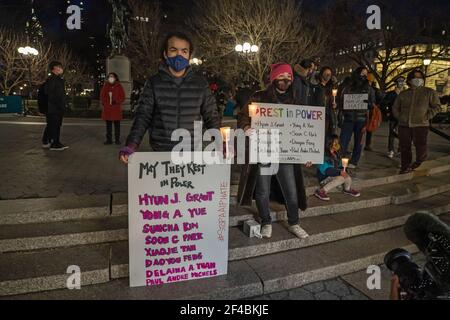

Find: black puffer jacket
<box><xmin>338</xmin><ymin>75</ymin><xmax>375</xmax><ymax>123</ymax></box>
<box><xmin>45</xmin><ymin>74</ymin><xmax>66</xmax><ymax>114</ymax></box>
<box><xmin>126</xmin><ymin>65</ymin><xmax>220</xmax><ymax>151</ymax></box>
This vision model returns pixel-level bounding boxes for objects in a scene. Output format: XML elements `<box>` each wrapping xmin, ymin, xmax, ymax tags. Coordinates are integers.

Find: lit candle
<box><xmin>342</xmin><ymin>158</ymin><xmax>349</xmax><ymax>171</ymax></box>
<box><xmin>332</xmin><ymin>89</ymin><xmax>338</xmax><ymax>97</ymax></box>
<box><xmin>220</xmin><ymin>127</ymin><xmax>231</xmax><ymax>159</ymax></box>
<box><xmin>332</xmin><ymin>89</ymin><xmax>338</xmax><ymax>105</ymax></box>
<box><xmin>248</xmin><ymin>104</ymin><xmax>258</xmax><ymax>117</ymax></box>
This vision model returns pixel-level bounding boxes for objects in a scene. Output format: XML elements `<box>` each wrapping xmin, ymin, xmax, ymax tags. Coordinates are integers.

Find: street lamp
<box><xmin>235</xmin><ymin>42</ymin><xmax>259</xmax><ymax>54</ymax></box>
<box><xmin>18</xmin><ymin>46</ymin><xmax>38</xmax><ymax>115</ymax></box>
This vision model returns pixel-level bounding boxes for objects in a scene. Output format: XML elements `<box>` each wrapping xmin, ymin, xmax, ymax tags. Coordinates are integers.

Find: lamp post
<box><xmin>18</xmin><ymin>46</ymin><xmax>38</xmax><ymax>115</ymax></box>
<box><xmin>235</xmin><ymin>42</ymin><xmax>259</xmax><ymax>83</ymax></box>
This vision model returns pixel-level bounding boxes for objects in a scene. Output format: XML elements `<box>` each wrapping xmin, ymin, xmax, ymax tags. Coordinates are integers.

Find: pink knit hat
<box><xmin>270</xmin><ymin>63</ymin><xmax>293</xmax><ymax>83</ymax></box>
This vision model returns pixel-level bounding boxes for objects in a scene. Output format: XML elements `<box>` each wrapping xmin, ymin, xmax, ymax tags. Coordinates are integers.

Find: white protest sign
<box><xmin>128</xmin><ymin>152</ymin><xmax>230</xmax><ymax>288</ymax></box>
<box><xmin>343</xmin><ymin>94</ymin><xmax>369</xmax><ymax>110</ymax></box>
<box><xmin>250</xmin><ymin>103</ymin><xmax>325</xmax><ymax>164</ymax></box>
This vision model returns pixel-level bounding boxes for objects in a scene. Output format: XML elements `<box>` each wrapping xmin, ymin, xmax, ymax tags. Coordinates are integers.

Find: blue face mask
<box><xmin>166</xmin><ymin>55</ymin><xmax>190</xmax><ymax>72</ymax></box>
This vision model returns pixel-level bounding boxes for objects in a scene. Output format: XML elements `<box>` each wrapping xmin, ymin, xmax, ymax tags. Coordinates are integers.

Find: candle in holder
<box><xmin>342</xmin><ymin>158</ymin><xmax>349</xmax><ymax>171</ymax></box>
<box><xmin>220</xmin><ymin>127</ymin><xmax>231</xmax><ymax>159</ymax></box>
<box><xmin>332</xmin><ymin>89</ymin><xmax>338</xmax><ymax>105</ymax></box>
<box><xmin>248</xmin><ymin>104</ymin><xmax>258</xmax><ymax>117</ymax></box>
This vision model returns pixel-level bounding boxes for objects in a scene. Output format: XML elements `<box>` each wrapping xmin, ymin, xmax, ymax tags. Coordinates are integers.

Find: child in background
<box><xmin>314</xmin><ymin>135</ymin><xmax>361</xmax><ymax>201</ymax></box>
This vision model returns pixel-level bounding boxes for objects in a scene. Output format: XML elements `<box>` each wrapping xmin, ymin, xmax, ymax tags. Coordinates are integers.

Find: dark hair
<box><xmin>407</xmin><ymin>69</ymin><xmax>425</xmax><ymax>83</ymax></box>
<box><xmin>160</xmin><ymin>32</ymin><xmax>194</xmax><ymax>60</ymax></box>
<box><xmin>49</xmin><ymin>61</ymin><xmax>63</xmax><ymax>71</ymax></box>
<box><xmin>319</xmin><ymin>66</ymin><xmax>333</xmax><ymax>78</ymax></box>
<box><xmin>298</xmin><ymin>58</ymin><xmax>315</xmax><ymax>69</ymax></box>
<box><xmin>107</xmin><ymin>72</ymin><xmax>119</xmax><ymax>81</ymax></box>
<box><xmin>325</xmin><ymin>134</ymin><xmax>340</xmax><ymax>157</ymax></box>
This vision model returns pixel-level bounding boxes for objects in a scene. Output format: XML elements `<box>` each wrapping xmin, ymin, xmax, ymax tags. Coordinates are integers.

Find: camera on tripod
<box><xmin>384</xmin><ymin>212</ymin><xmax>450</xmax><ymax>300</ymax></box>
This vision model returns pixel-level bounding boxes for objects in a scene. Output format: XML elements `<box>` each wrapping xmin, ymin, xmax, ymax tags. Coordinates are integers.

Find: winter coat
<box><xmin>45</xmin><ymin>74</ymin><xmax>66</xmax><ymax>114</ymax></box>
<box><xmin>392</xmin><ymin>86</ymin><xmax>442</xmax><ymax>128</ymax></box>
<box><xmin>101</xmin><ymin>81</ymin><xmax>125</xmax><ymax>121</ymax></box>
<box><xmin>292</xmin><ymin>66</ymin><xmax>312</xmax><ymax>106</ymax></box>
<box><xmin>338</xmin><ymin>80</ymin><xmax>375</xmax><ymax>124</ymax></box>
<box><xmin>310</xmin><ymin>81</ymin><xmax>339</xmax><ymax>136</ymax></box>
<box><xmin>126</xmin><ymin>64</ymin><xmax>220</xmax><ymax>151</ymax></box>
<box><xmin>236</xmin><ymin>86</ymin><xmax>308</xmax><ymax>211</ymax></box>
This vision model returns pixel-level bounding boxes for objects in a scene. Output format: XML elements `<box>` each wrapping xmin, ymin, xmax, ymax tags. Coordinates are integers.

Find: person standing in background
<box><xmin>392</xmin><ymin>69</ymin><xmax>442</xmax><ymax>174</ymax></box>
<box><xmin>381</xmin><ymin>76</ymin><xmax>406</xmax><ymax>158</ymax></box>
<box><xmin>43</xmin><ymin>61</ymin><xmax>68</xmax><ymax>151</ymax></box>
<box><xmin>101</xmin><ymin>72</ymin><xmax>125</xmax><ymax>145</ymax></box>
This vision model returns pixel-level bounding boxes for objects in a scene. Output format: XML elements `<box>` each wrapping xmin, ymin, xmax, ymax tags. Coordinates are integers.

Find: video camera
<box><xmin>384</xmin><ymin>212</ymin><xmax>450</xmax><ymax>300</ymax></box>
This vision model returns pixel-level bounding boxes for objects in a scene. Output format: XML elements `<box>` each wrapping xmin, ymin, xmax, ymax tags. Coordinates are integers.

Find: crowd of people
<box><xmin>38</xmin><ymin>32</ymin><xmax>446</xmax><ymax>240</ymax></box>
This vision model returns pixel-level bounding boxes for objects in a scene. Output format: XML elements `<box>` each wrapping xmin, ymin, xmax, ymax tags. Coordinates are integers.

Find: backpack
<box><xmin>37</xmin><ymin>80</ymin><xmax>48</xmax><ymax>114</ymax></box>
<box><xmin>366</xmin><ymin>104</ymin><xmax>382</xmax><ymax>132</ymax></box>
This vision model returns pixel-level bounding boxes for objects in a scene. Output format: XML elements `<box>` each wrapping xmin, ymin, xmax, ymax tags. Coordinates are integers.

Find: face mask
<box><xmin>108</xmin><ymin>77</ymin><xmax>116</xmax><ymax>84</ymax></box>
<box><xmin>360</xmin><ymin>74</ymin><xmax>368</xmax><ymax>81</ymax></box>
<box><xmin>274</xmin><ymin>79</ymin><xmax>292</xmax><ymax>92</ymax></box>
<box><xmin>166</xmin><ymin>55</ymin><xmax>190</xmax><ymax>72</ymax></box>
<box><xmin>322</xmin><ymin>75</ymin><xmax>332</xmax><ymax>82</ymax></box>
<box><xmin>396</xmin><ymin>81</ymin><xmax>405</xmax><ymax>89</ymax></box>
<box><xmin>410</xmin><ymin>78</ymin><xmax>424</xmax><ymax>88</ymax></box>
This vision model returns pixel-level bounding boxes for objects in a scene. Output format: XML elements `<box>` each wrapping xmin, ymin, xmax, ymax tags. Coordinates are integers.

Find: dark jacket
<box><xmin>338</xmin><ymin>78</ymin><xmax>375</xmax><ymax>124</ymax></box>
<box><xmin>381</xmin><ymin>90</ymin><xmax>399</xmax><ymax>121</ymax></box>
<box><xmin>126</xmin><ymin>65</ymin><xmax>220</xmax><ymax>151</ymax></box>
<box><xmin>392</xmin><ymin>86</ymin><xmax>442</xmax><ymax>128</ymax></box>
<box><xmin>310</xmin><ymin>80</ymin><xmax>338</xmax><ymax>136</ymax></box>
<box><xmin>237</xmin><ymin>86</ymin><xmax>308</xmax><ymax>211</ymax></box>
<box><xmin>292</xmin><ymin>65</ymin><xmax>312</xmax><ymax>105</ymax></box>
<box><xmin>45</xmin><ymin>74</ymin><xmax>66</xmax><ymax>114</ymax></box>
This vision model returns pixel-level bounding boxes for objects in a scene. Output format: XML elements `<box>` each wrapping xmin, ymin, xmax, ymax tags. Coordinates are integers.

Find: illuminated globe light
<box><xmin>235</xmin><ymin>44</ymin><xmax>243</xmax><ymax>52</ymax></box>
<box><xmin>423</xmin><ymin>58</ymin><xmax>432</xmax><ymax>66</ymax></box>
<box><xmin>250</xmin><ymin>45</ymin><xmax>259</xmax><ymax>53</ymax></box>
<box><xmin>242</xmin><ymin>42</ymin><xmax>251</xmax><ymax>53</ymax></box>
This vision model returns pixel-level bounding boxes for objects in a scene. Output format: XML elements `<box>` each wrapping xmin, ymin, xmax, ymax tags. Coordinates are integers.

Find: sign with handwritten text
<box><xmin>250</xmin><ymin>103</ymin><xmax>325</xmax><ymax>164</ymax></box>
<box><xmin>343</xmin><ymin>94</ymin><xmax>369</xmax><ymax>110</ymax></box>
<box><xmin>128</xmin><ymin>152</ymin><xmax>230</xmax><ymax>288</ymax></box>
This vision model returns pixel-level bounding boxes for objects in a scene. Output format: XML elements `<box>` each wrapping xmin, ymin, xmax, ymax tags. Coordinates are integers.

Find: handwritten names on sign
<box><xmin>343</xmin><ymin>94</ymin><xmax>369</xmax><ymax>110</ymax></box>
<box><xmin>128</xmin><ymin>152</ymin><xmax>230</xmax><ymax>287</ymax></box>
<box><xmin>250</xmin><ymin>103</ymin><xmax>325</xmax><ymax>164</ymax></box>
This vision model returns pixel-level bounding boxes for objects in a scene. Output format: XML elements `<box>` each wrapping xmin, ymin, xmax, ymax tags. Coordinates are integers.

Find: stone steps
<box><xmin>1</xmin><ymin>156</ymin><xmax>449</xmax><ymax>226</ymax></box>
<box><xmin>1</xmin><ymin>194</ymin><xmax>449</xmax><ymax>297</ymax></box>
<box><xmin>3</xmin><ymin>216</ymin><xmax>450</xmax><ymax>300</ymax></box>
<box><xmin>1</xmin><ymin>177</ymin><xmax>449</xmax><ymax>254</ymax></box>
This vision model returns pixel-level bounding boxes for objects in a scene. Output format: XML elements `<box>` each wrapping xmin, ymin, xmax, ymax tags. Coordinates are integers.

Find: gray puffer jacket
<box><xmin>126</xmin><ymin>65</ymin><xmax>220</xmax><ymax>151</ymax></box>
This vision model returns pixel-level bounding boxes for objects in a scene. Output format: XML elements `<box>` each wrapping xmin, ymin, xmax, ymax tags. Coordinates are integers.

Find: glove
<box><xmin>119</xmin><ymin>144</ymin><xmax>137</xmax><ymax>159</ymax></box>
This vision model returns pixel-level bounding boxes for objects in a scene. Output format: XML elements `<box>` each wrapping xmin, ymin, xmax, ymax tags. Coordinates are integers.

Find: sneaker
<box><xmin>260</xmin><ymin>225</ymin><xmax>272</xmax><ymax>239</ymax></box>
<box><xmin>314</xmin><ymin>189</ymin><xmax>330</xmax><ymax>201</ymax></box>
<box><xmin>387</xmin><ymin>151</ymin><xmax>394</xmax><ymax>159</ymax></box>
<box><xmin>343</xmin><ymin>188</ymin><xmax>361</xmax><ymax>197</ymax></box>
<box><xmin>42</xmin><ymin>142</ymin><xmax>51</xmax><ymax>149</ymax></box>
<box><xmin>50</xmin><ymin>143</ymin><xmax>69</xmax><ymax>151</ymax></box>
<box><xmin>288</xmin><ymin>224</ymin><xmax>309</xmax><ymax>239</ymax></box>
<box><xmin>348</xmin><ymin>163</ymin><xmax>357</xmax><ymax>169</ymax></box>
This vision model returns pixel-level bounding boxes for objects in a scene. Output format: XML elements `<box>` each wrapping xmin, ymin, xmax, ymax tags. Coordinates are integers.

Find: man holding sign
<box><xmin>119</xmin><ymin>32</ymin><xmax>220</xmax><ymax>161</ymax></box>
<box><xmin>338</xmin><ymin>67</ymin><xmax>375</xmax><ymax>169</ymax></box>
<box><xmin>238</xmin><ymin>63</ymin><xmax>313</xmax><ymax>240</ymax></box>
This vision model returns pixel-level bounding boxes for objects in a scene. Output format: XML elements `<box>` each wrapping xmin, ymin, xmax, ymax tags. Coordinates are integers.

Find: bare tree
<box><xmin>190</xmin><ymin>0</ymin><xmax>328</xmax><ymax>88</ymax></box>
<box><xmin>0</xmin><ymin>28</ymin><xmax>50</xmax><ymax>95</ymax></box>
<box><xmin>325</xmin><ymin>0</ymin><xmax>449</xmax><ymax>92</ymax></box>
<box><xmin>125</xmin><ymin>0</ymin><xmax>161</xmax><ymax>82</ymax></box>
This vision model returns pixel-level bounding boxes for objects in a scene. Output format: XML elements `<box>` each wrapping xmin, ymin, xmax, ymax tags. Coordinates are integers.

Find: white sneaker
<box><xmin>348</xmin><ymin>164</ymin><xmax>357</xmax><ymax>169</ymax></box>
<box><xmin>387</xmin><ymin>151</ymin><xmax>394</xmax><ymax>159</ymax></box>
<box><xmin>288</xmin><ymin>224</ymin><xmax>309</xmax><ymax>239</ymax></box>
<box><xmin>42</xmin><ymin>143</ymin><xmax>51</xmax><ymax>149</ymax></box>
<box><xmin>260</xmin><ymin>225</ymin><xmax>272</xmax><ymax>238</ymax></box>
